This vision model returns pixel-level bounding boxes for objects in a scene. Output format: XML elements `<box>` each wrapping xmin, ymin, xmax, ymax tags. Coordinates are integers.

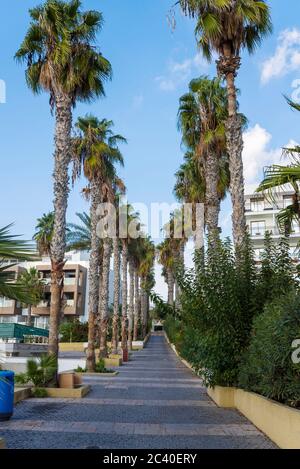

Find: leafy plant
<box><xmin>239</xmin><ymin>292</ymin><xmax>300</xmax><ymax>407</ymax></box>
<box><xmin>95</xmin><ymin>359</ymin><xmax>109</xmax><ymax>373</ymax></box>
<box><xmin>59</xmin><ymin>320</ymin><xmax>88</xmax><ymax>343</ymax></box>
<box><xmin>15</xmin><ymin>355</ymin><xmax>57</xmax><ymax>388</ymax></box>
<box><xmin>31</xmin><ymin>387</ymin><xmax>48</xmax><ymax>398</ymax></box>
<box><xmin>74</xmin><ymin>366</ymin><xmax>86</xmax><ymax>373</ymax></box>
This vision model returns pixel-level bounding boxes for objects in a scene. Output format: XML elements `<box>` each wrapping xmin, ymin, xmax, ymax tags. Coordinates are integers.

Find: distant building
<box><xmin>0</xmin><ymin>251</ymin><xmax>115</xmax><ymax>329</ymax></box>
<box><xmin>245</xmin><ymin>190</ymin><xmax>300</xmax><ymax>264</ymax></box>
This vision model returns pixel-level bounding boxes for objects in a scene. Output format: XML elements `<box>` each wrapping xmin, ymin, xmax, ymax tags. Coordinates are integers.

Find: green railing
<box><xmin>0</xmin><ymin>323</ymin><xmax>49</xmax><ymax>340</ymax></box>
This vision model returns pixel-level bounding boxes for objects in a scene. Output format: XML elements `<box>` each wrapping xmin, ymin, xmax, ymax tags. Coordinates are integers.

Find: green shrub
<box><xmin>95</xmin><ymin>359</ymin><xmax>111</xmax><ymax>373</ymax></box>
<box><xmin>31</xmin><ymin>387</ymin><xmax>48</xmax><ymax>398</ymax></box>
<box><xmin>15</xmin><ymin>354</ymin><xmax>57</xmax><ymax>388</ymax></box>
<box><xmin>238</xmin><ymin>292</ymin><xmax>300</xmax><ymax>407</ymax></box>
<box><xmin>74</xmin><ymin>366</ymin><xmax>86</xmax><ymax>373</ymax></box>
<box><xmin>59</xmin><ymin>320</ymin><xmax>88</xmax><ymax>342</ymax></box>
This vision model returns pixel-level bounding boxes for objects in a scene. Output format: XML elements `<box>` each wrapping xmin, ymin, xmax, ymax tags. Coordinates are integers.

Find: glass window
<box><xmin>250</xmin><ymin>199</ymin><xmax>264</xmax><ymax>212</ymax></box>
<box><xmin>251</xmin><ymin>221</ymin><xmax>266</xmax><ymax>236</ymax></box>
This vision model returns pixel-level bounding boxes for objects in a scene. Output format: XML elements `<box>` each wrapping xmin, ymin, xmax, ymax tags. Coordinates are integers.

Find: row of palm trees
<box><xmin>175</xmin><ymin>0</ymin><xmax>272</xmax><ymax>247</ymax></box>
<box><xmin>13</xmin><ymin>0</ymin><xmax>156</xmax><ymax>374</ymax></box>
<box><xmin>156</xmin><ymin>0</ymin><xmax>273</xmax><ymax>297</ymax></box>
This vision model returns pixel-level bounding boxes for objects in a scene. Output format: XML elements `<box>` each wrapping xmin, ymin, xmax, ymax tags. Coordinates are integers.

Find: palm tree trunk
<box><xmin>86</xmin><ymin>180</ymin><xmax>102</xmax><ymax>372</ymax></box>
<box><xmin>133</xmin><ymin>271</ymin><xmax>139</xmax><ymax>341</ymax></box>
<box><xmin>205</xmin><ymin>149</ymin><xmax>221</xmax><ymax>240</ymax></box>
<box><xmin>141</xmin><ymin>285</ymin><xmax>147</xmax><ymax>339</ymax></box>
<box><xmin>49</xmin><ymin>93</ymin><xmax>72</xmax><ymax>365</ymax></box>
<box><xmin>167</xmin><ymin>267</ymin><xmax>174</xmax><ymax>306</ymax></box>
<box><xmin>218</xmin><ymin>45</ymin><xmax>246</xmax><ymax>249</ymax></box>
<box><xmin>128</xmin><ymin>260</ymin><xmax>134</xmax><ymax>350</ymax></box>
<box><xmin>27</xmin><ymin>304</ymin><xmax>32</xmax><ymax>327</ymax></box>
<box><xmin>99</xmin><ymin>238</ymin><xmax>112</xmax><ymax>358</ymax></box>
<box><xmin>121</xmin><ymin>242</ymin><xmax>128</xmax><ymax>352</ymax></box>
<box><xmin>112</xmin><ymin>237</ymin><xmax>120</xmax><ymax>354</ymax></box>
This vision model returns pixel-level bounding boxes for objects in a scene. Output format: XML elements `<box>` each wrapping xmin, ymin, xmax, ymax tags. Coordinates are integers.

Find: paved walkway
<box><xmin>0</xmin><ymin>334</ymin><xmax>276</xmax><ymax>449</ymax></box>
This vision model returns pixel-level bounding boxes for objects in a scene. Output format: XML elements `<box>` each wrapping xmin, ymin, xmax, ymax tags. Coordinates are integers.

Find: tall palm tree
<box><xmin>16</xmin><ymin>0</ymin><xmax>112</xmax><ymax>363</ymax></box>
<box><xmin>157</xmin><ymin>239</ymin><xmax>175</xmax><ymax>307</ymax></box>
<box><xmin>178</xmin><ymin>76</ymin><xmax>230</xmax><ymax>240</ymax></box>
<box><xmin>72</xmin><ymin>115</ymin><xmax>125</xmax><ymax>370</ymax></box>
<box><xmin>139</xmin><ymin>237</ymin><xmax>155</xmax><ymax>338</ymax></box>
<box><xmin>127</xmin><ymin>236</ymin><xmax>143</xmax><ymax>349</ymax></box>
<box><xmin>119</xmin><ymin>205</ymin><xmax>140</xmax><ymax>354</ymax></box>
<box><xmin>0</xmin><ymin>226</ymin><xmax>37</xmax><ymax>304</ymax></box>
<box><xmin>18</xmin><ymin>268</ymin><xmax>45</xmax><ymax>326</ymax></box>
<box><xmin>33</xmin><ymin>212</ymin><xmax>54</xmax><ymax>257</ymax></box>
<box><xmin>174</xmin><ymin>152</ymin><xmax>206</xmax><ymax>252</ymax></box>
<box><xmin>178</xmin><ymin>0</ymin><xmax>272</xmax><ymax>248</ymax></box>
<box><xmin>99</xmin><ymin>181</ymin><xmax>125</xmax><ymax>358</ymax></box>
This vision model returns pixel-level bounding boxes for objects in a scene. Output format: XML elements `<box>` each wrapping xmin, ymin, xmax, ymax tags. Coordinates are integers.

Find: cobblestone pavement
<box><xmin>0</xmin><ymin>334</ymin><xmax>277</xmax><ymax>449</ymax></box>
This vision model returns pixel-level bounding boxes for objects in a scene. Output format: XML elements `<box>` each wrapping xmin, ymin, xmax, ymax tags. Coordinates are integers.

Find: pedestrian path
<box><xmin>0</xmin><ymin>334</ymin><xmax>277</xmax><ymax>449</ymax></box>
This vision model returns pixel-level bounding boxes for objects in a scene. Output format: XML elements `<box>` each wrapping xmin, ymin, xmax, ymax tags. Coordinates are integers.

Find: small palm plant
<box><xmin>15</xmin><ymin>355</ymin><xmax>57</xmax><ymax>388</ymax></box>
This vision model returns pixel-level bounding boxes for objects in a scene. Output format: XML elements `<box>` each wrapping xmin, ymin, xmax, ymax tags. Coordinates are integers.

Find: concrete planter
<box><xmin>45</xmin><ymin>385</ymin><xmax>91</xmax><ymax>399</ymax></box>
<box><xmin>14</xmin><ymin>387</ymin><xmax>32</xmax><ymax>404</ymax></box>
<box><xmin>105</xmin><ymin>357</ymin><xmax>122</xmax><ymax>367</ymax></box>
<box><xmin>208</xmin><ymin>386</ymin><xmax>300</xmax><ymax>449</ymax></box>
<box><xmin>77</xmin><ymin>371</ymin><xmax>119</xmax><ymax>377</ymax></box>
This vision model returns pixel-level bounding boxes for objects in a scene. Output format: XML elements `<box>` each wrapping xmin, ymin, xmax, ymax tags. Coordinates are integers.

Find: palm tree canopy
<box><xmin>178</xmin><ymin>0</ymin><xmax>272</xmax><ymax>60</ymax></box>
<box><xmin>18</xmin><ymin>268</ymin><xmax>45</xmax><ymax>306</ymax></box>
<box><xmin>15</xmin><ymin>0</ymin><xmax>112</xmax><ymax>107</ymax></box>
<box><xmin>72</xmin><ymin>115</ymin><xmax>126</xmax><ymax>192</ymax></box>
<box><xmin>67</xmin><ymin>212</ymin><xmax>91</xmax><ymax>252</ymax></box>
<box><xmin>178</xmin><ymin>76</ymin><xmax>228</xmax><ymax>151</ymax></box>
<box><xmin>33</xmin><ymin>212</ymin><xmax>55</xmax><ymax>256</ymax></box>
<box><xmin>0</xmin><ymin>225</ymin><xmax>38</xmax><ymax>303</ymax></box>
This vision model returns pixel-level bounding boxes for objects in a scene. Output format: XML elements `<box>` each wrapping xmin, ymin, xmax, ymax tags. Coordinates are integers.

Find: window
<box><xmin>251</xmin><ymin>221</ymin><xmax>266</xmax><ymax>236</ymax></box>
<box><xmin>0</xmin><ymin>296</ymin><xmax>13</xmax><ymax>308</ymax></box>
<box><xmin>250</xmin><ymin>199</ymin><xmax>264</xmax><ymax>212</ymax></box>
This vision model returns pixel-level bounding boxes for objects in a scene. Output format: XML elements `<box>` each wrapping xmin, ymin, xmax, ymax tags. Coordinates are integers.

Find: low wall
<box><xmin>208</xmin><ymin>386</ymin><xmax>300</xmax><ymax>449</ymax></box>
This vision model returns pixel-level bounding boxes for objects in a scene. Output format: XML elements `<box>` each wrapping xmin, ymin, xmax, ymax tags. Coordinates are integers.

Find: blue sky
<box><xmin>1</xmin><ymin>0</ymin><xmax>300</xmax><ymax>296</ymax></box>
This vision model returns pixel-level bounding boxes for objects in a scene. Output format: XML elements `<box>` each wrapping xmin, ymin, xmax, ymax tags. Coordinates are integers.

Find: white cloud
<box><xmin>242</xmin><ymin>124</ymin><xmax>296</xmax><ymax>194</ymax></box>
<box><xmin>261</xmin><ymin>28</ymin><xmax>300</xmax><ymax>84</ymax></box>
<box><xmin>156</xmin><ymin>54</ymin><xmax>207</xmax><ymax>92</ymax></box>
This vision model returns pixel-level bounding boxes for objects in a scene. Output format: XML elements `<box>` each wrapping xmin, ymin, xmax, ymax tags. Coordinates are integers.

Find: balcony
<box><xmin>250</xmin><ymin>226</ymin><xmax>300</xmax><ymax>238</ymax></box>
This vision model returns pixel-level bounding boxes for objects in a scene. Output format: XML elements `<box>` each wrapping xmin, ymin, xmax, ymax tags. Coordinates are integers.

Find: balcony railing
<box><xmin>250</xmin><ymin>226</ymin><xmax>300</xmax><ymax>237</ymax></box>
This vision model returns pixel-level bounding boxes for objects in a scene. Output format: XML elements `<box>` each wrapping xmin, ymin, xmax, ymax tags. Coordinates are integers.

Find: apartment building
<box><xmin>0</xmin><ymin>251</ymin><xmax>115</xmax><ymax>329</ymax></box>
<box><xmin>245</xmin><ymin>190</ymin><xmax>300</xmax><ymax>263</ymax></box>
<box><xmin>0</xmin><ymin>265</ymin><xmax>26</xmax><ymax>321</ymax></box>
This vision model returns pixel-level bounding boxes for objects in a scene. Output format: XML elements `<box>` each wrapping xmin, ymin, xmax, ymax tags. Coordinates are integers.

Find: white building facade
<box><xmin>245</xmin><ymin>191</ymin><xmax>300</xmax><ymax>263</ymax></box>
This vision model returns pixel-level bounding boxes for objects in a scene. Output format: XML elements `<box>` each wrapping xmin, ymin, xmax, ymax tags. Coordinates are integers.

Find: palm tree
<box><xmin>67</xmin><ymin>212</ymin><xmax>91</xmax><ymax>252</ymax></box>
<box><xmin>0</xmin><ymin>226</ymin><xmax>37</xmax><ymax>304</ymax></box>
<box><xmin>33</xmin><ymin>212</ymin><xmax>54</xmax><ymax>257</ymax></box>
<box><xmin>157</xmin><ymin>239</ymin><xmax>175</xmax><ymax>307</ymax></box>
<box><xmin>18</xmin><ymin>268</ymin><xmax>45</xmax><ymax>326</ymax></box>
<box><xmin>174</xmin><ymin>153</ymin><xmax>206</xmax><ymax>252</ymax></box>
<box><xmin>139</xmin><ymin>237</ymin><xmax>155</xmax><ymax>338</ymax></box>
<box><xmin>178</xmin><ymin>0</ymin><xmax>272</xmax><ymax>248</ymax></box>
<box><xmin>119</xmin><ymin>205</ymin><xmax>140</xmax><ymax>353</ymax></box>
<box><xmin>16</xmin><ymin>0</ymin><xmax>112</xmax><ymax>363</ymax></box>
<box><xmin>178</xmin><ymin>76</ymin><xmax>230</xmax><ymax>240</ymax></box>
<box><xmin>128</xmin><ymin>237</ymin><xmax>143</xmax><ymax>349</ymax></box>
<box><xmin>257</xmin><ymin>98</ymin><xmax>300</xmax><ymax>234</ymax></box>
<box><xmin>72</xmin><ymin>115</ymin><xmax>125</xmax><ymax>370</ymax></box>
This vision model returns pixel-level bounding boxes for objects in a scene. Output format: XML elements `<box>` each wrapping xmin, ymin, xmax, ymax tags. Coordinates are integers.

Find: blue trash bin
<box><xmin>0</xmin><ymin>370</ymin><xmax>15</xmax><ymax>421</ymax></box>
